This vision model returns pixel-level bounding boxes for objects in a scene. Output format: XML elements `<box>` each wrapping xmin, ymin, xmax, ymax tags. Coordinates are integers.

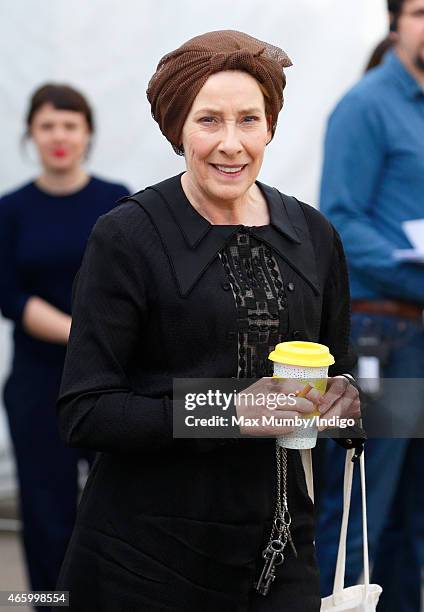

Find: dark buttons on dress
<box><xmin>287</xmin><ymin>282</ymin><xmax>295</xmax><ymax>292</ymax></box>
<box><xmin>222</xmin><ymin>282</ymin><xmax>231</xmax><ymax>291</ymax></box>
<box><xmin>292</xmin><ymin>330</ymin><xmax>303</xmax><ymax>340</ymax></box>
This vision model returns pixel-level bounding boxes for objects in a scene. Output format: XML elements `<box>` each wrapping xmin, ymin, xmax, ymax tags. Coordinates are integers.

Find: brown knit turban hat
<box><xmin>147</xmin><ymin>30</ymin><xmax>292</xmax><ymax>155</ymax></box>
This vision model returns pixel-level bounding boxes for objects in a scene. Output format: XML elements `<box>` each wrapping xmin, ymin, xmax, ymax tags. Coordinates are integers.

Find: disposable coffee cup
<box><xmin>268</xmin><ymin>341</ymin><xmax>335</xmax><ymax>450</ymax></box>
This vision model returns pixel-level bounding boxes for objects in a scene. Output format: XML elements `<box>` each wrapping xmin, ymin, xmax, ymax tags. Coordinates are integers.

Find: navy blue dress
<box><xmin>0</xmin><ymin>177</ymin><xmax>129</xmax><ymax>601</ymax></box>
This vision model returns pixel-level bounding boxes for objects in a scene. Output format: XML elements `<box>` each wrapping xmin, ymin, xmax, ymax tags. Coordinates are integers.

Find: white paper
<box><xmin>393</xmin><ymin>219</ymin><xmax>424</xmax><ymax>263</ymax></box>
<box><xmin>394</xmin><ymin>249</ymin><xmax>424</xmax><ymax>263</ymax></box>
<box><xmin>403</xmin><ymin>219</ymin><xmax>424</xmax><ymax>250</ymax></box>
<box><xmin>358</xmin><ymin>356</ymin><xmax>381</xmax><ymax>393</ymax></box>
<box><xmin>358</xmin><ymin>356</ymin><xmax>380</xmax><ymax>379</ymax></box>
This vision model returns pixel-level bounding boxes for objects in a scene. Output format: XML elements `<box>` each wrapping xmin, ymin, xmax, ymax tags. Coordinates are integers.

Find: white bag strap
<box><xmin>300</xmin><ymin>448</ymin><xmax>314</xmax><ymax>503</ymax></box>
<box><xmin>333</xmin><ymin>449</ymin><xmax>370</xmax><ymax>594</ymax></box>
<box><xmin>360</xmin><ymin>451</ymin><xmax>370</xmax><ymax>587</ymax></box>
<box><xmin>333</xmin><ymin>449</ymin><xmax>355</xmax><ymax>592</ymax></box>
<box><xmin>300</xmin><ymin>448</ymin><xmax>370</xmax><ymax>595</ymax></box>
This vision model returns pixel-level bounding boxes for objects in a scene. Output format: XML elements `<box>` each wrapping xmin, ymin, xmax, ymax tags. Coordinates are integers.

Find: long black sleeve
<box><xmin>57</xmin><ymin>213</ymin><xmax>174</xmax><ymax>453</ymax></box>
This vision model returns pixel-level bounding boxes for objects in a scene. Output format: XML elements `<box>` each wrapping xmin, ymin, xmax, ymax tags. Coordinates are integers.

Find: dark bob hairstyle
<box><xmin>26</xmin><ymin>83</ymin><xmax>94</xmax><ymax>134</ymax></box>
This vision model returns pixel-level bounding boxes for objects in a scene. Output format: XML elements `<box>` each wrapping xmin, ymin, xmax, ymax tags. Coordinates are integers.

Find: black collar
<box><xmin>127</xmin><ymin>174</ymin><xmax>320</xmax><ymax>297</ymax></box>
<box><xmin>150</xmin><ymin>173</ymin><xmax>301</xmax><ymax>248</ymax></box>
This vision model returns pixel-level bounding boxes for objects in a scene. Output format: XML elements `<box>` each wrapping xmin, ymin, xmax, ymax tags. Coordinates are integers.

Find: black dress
<box><xmin>55</xmin><ymin>174</ymin><xmax>357</xmax><ymax>611</ymax></box>
<box><xmin>222</xmin><ymin>231</ymin><xmax>319</xmax><ymax>610</ymax></box>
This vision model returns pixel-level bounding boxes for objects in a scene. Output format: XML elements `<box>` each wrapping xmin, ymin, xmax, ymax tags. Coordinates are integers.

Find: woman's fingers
<box><xmin>303</xmin><ymin>386</ymin><xmax>322</xmax><ymax>404</ymax></box>
<box><xmin>244</xmin><ymin>378</ymin><xmax>320</xmax><ymax>400</ymax></box>
<box><xmin>236</xmin><ymin>376</ymin><xmax>317</xmax><ymax>436</ymax></box>
<box><xmin>239</xmin><ymin>377</ymin><xmax>319</xmax><ymax>415</ymax></box>
<box><xmin>317</xmin><ymin>385</ymin><xmax>361</xmax><ymax>430</ymax></box>
<box><xmin>237</xmin><ymin>376</ymin><xmax>361</xmax><ymax>436</ymax></box>
<box><xmin>238</xmin><ymin>410</ymin><xmax>303</xmax><ymax>436</ymax></box>
<box><xmin>316</xmin><ymin>377</ymin><xmax>360</xmax><ymax>430</ymax></box>
<box><xmin>320</xmin><ymin>396</ymin><xmax>361</xmax><ymax>421</ymax></box>
<box><xmin>274</xmin><ymin>396</ymin><xmax>315</xmax><ymax>414</ymax></box>
<box><xmin>319</xmin><ymin>377</ymin><xmax>358</xmax><ymax>415</ymax></box>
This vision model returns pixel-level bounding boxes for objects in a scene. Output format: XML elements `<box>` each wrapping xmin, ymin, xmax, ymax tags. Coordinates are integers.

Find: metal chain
<box><xmin>268</xmin><ymin>443</ymin><xmax>285</xmax><ymax>541</ymax></box>
<box><xmin>280</xmin><ymin>445</ymin><xmax>290</xmax><ymax>517</ymax></box>
<box><xmin>254</xmin><ymin>442</ymin><xmax>298</xmax><ymax>595</ymax></box>
<box><xmin>267</xmin><ymin>443</ymin><xmax>296</xmax><ymax>557</ymax></box>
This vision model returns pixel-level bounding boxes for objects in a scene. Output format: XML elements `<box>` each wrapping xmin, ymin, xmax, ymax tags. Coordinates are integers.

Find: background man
<box><xmin>316</xmin><ymin>1</ymin><xmax>424</xmax><ymax>610</ymax></box>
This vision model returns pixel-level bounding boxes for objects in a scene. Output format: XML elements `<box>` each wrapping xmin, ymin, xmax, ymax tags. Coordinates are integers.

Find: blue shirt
<box><xmin>320</xmin><ymin>50</ymin><xmax>424</xmax><ymax>304</ymax></box>
<box><xmin>0</xmin><ymin>176</ymin><xmax>129</xmax><ymax>364</ymax></box>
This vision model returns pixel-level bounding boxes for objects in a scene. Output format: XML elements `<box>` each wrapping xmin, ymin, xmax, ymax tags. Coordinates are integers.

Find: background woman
<box><xmin>55</xmin><ymin>32</ymin><xmax>361</xmax><ymax>611</ymax></box>
<box><xmin>0</xmin><ymin>83</ymin><xmax>128</xmax><ymax>604</ymax></box>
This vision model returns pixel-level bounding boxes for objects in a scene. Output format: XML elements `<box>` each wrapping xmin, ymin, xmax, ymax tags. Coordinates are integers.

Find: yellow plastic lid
<box><xmin>268</xmin><ymin>341</ymin><xmax>335</xmax><ymax>367</ymax></box>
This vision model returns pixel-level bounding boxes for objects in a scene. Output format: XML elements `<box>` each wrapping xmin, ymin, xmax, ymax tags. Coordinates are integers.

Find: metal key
<box><xmin>254</xmin><ymin>538</ymin><xmax>285</xmax><ymax>596</ymax></box>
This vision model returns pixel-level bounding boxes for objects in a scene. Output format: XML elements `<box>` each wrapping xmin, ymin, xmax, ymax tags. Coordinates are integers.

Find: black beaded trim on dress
<box><xmin>220</xmin><ymin>230</ymin><xmax>289</xmax><ymax>378</ymax></box>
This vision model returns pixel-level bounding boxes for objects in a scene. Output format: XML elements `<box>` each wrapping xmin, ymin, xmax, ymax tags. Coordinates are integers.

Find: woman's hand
<box><xmin>317</xmin><ymin>376</ymin><xmax>361</xmax><ymax>430</ymax></box>
<box><xmin>235</xmin><ymin>377</ymin><xmax>316</xmax><ymax>436</ymax></box>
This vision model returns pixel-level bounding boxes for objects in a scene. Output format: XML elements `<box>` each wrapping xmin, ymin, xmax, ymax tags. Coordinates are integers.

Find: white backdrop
<box><xmin>0</xmin><ymin>0</ymin><xmax>388</xmax><ymax>491</ymax></box>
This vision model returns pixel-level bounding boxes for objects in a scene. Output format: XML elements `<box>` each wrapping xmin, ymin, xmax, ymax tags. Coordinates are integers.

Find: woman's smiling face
<box><xmin>181</xmin><ymin>70</ymin><xmax>272</xmax><ymax>206</ymax></box>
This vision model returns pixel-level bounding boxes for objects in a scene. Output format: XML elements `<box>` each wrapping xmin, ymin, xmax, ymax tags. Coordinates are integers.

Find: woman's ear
<box><xmin>266</xmin><ymin>115</ymin><xmax>273</xmax><ymax>144</ymax></box>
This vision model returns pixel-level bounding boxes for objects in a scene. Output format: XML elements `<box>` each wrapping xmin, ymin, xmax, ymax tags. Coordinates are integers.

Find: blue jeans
<box><xmin>315</xmin><ymin>313</ymin><xmax>424</xmax><ymax>612</ymax></box>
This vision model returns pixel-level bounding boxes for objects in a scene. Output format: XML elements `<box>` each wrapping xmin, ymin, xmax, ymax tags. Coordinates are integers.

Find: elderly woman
<box><xmin>55</xmin><ymin>31</ymin><xmax>361</xmax><ymax>612</ymax></box>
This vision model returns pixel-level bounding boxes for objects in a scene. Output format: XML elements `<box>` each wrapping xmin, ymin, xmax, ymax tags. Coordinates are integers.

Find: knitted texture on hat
<box><xmin>147</xmin><ymin>30</ymin><xmax>292</xmax><ymax>154</ymax></box>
